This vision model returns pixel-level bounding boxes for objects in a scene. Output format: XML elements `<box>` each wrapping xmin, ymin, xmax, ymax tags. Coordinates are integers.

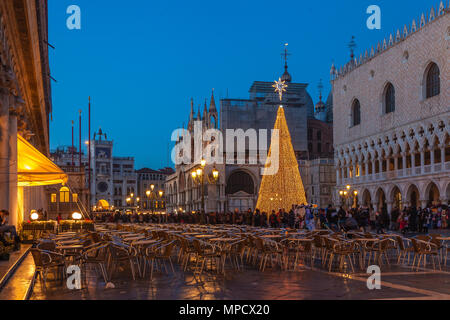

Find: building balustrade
<box><xmin>339</xmin><ymin>160</ymin><xmax>449</xmax><ymax>186</ymax></box>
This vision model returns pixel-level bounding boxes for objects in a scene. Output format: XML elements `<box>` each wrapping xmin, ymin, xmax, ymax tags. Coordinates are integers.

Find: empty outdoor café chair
<box><xmin>150</xmin><ymin>241</ymin><xmax>177</xmax><ymax>278</ymax></box>
<box><xmin>191</xmin><ymin>239</ymin><xmax>222</xmax><ymax>275</ymax></box>
<box><xmin>326</xmin><ymin>239</ymin><xmax>358</xmax><ymax>273</ymax></box>
<box><xmin>30</xmin><ymin>248</ymin><xmax>66</xmax><ymax>288</ymax></box>
<box><xmin>81</xmin><ymin>242</ymin><xmax>110</xmax><ymax>284</ymax></box>
<box><xmin>366</xmin><ymin>238</ymin><xmax>392</xmax><ymax>267</ymax></box>
<box><xmin>410</xmin><ymin>238</ymin><xmax>441</xmax><ymax>271</ymax></box>
<box><xmin>395</xmin><ymin>236</ymin><xmax>414</xmax><ymax>265</ymax></box>
<box><xmin>108</xmin><ymin>243</ymin><xmax>139</xmax><ymax>280</ymax></box>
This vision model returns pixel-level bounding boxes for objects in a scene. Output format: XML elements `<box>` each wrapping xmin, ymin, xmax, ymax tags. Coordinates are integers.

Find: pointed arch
<box><xmin>424</xmin><ymin>62</ymin><xmax>440</xmax><ymax>99</ymax></box>
<box><xmin>383</xmin><ymin>82</ymin><xmax>396</xmax><ymax>114</ymax></box>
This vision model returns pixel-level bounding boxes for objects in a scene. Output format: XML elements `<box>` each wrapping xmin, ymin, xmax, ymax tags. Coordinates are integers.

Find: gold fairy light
<box><xmin>256</xmin><ymin>106</ymin><xmax>307</xmax><ymax>215</ymax></box>
<box><xmin>273</xmin><ymin>77</ymin><xmax>288</xmax><ymax>101</ymax></box>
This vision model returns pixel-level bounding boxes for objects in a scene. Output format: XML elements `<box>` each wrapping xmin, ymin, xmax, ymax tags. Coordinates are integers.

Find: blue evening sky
<box><xmin>48</xmin><ymin>0</ymin><xmax>434</xmax><ymax>169</ymax></box>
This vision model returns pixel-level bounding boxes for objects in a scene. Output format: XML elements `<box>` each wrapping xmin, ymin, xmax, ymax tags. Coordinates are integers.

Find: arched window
<box><xmin>426</xmin><ymin>63</ymin><xmax>440</xmax><ymax>98</ymax></box>
<box><xmin>384</xmin><ymin>83</ymin><xmax>395</xmax><ymax>114</ymax></box>
<box><xmin>351</xmin><ymin>100</ymin><xmax>361</xmax><ymax>126</ymax></box>
<box><xmin>225</xmin><ymin>171</ymin><xmax>254</xmax><ymax>195</ymax></box>
<box><xmin>59</xmin><ymin>186</ymin><xmax>70</xmax><ymax>203</ymax></box>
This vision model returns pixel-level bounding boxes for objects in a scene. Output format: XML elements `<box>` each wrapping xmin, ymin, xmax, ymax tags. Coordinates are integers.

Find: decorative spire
<box><xmin>318</xmin><ymin>79</ymin><xmax>323</xmax><ymax>103</ymax></box>
<box><xmin>197</xmin><ymin>105</ymin><xmax>201</xmax><ymax>121</ymax></box>
<box><xmin>209</xmin><ymin>89</ymin><xmax>217</xmax><ymax>112</ymax></box>
<box><xmin>315</xmin><ymin>79</ymin><xmax>326</xmax><ymax>113</ymax></box>
<box><xmin>189</xmin><ymin>98</ymin><xmax>194</xmax><ymax>120</ymax></box>
<box><xmin>348</xmin><ymin>36</ymin><xmax>356</xmax><ymax>61</ymax></box>
<box><xmin>203</xmin><ymin>99</ymin><xmax>208</xmax><ymax>115</ymax></box>
<box><xmin>280</xmin><ymin>43</ymin><xmax>292</xmax><ymax>83</ymax></box>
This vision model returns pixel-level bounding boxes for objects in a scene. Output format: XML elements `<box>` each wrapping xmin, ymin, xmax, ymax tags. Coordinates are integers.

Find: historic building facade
<box><xmin>0</xmin><ymin>0</ymin><xmax>53</xmax><ymax>226</ymax></box>
<box><xmin>332</xmin><ymin>3</ymin><xmax>449</xmax><ymax>212</ymax></box>
<box><xmin>166</xmin><ymin>61</ymin><xmax>336</xmax><ymax>212</ymax></box>
<box><xmin>166</xmin><ymin>93</ymin><xmax>225</xmax><ymax>214</ymax></box>
<box><xmin>47</xmin><ymin>147</ymin><xmax>88</xmax><ymax>219</ymax></box>
<box><xmin>136</xmin><ymin>167</ymin><xmax>173</xmax><ymax>212</ymax></box>
<box><xmin>50</xmin><ymin>129</ymin><xmax>172</xmax><ymax>214</ymax></box>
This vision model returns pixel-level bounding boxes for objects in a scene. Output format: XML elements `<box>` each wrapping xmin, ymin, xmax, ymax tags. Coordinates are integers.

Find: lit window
<box><xmin>51</xmin><ymin>194</ymin><xmax>57</xmax><ymax>203</ymax></box>
<box><xmin>72</xmin><ymin>193</ymin><xmax>78</xmax><ymax>202</ymax></box>
<box><xmin>59</xmin><ymin>186</ymin><xmax>70</xmax><ymax>203</ymax></box>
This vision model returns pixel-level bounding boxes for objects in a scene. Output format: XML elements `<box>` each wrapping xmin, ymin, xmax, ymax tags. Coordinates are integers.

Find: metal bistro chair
<box><xmin>395</xmin><ymin>236</ymin><xmax>414</xmax><ymax>265</ymax></box>
<box><xmin>30</xmin><ymin>248</ymin><xmax>66</xmax><ymax>288</ymax></box>
<box><xmin>81</xmin><ymin>242</ymin><xmax>110</xmax><ymax>284</ymax></box>
<box><xmin>410</xmin><ymin>238</ymin><xmax>441</xmax><ymax>271</ymax></box>
<box><xmin>108</xmin><ymin>243</ymin><xmax>139</xmax><ymax>280</ymax></box>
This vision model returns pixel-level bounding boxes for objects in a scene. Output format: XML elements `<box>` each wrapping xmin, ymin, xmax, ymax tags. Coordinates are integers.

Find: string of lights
<box><xmin>256</xmin><ymin>105</ymin><xmax>307</xmax><ymax>214</ymax></box>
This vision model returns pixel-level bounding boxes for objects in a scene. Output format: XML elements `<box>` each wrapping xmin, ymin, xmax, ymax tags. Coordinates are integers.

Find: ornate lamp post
<box><xmin>191</xmin><ymin>159</ymin><xmax>219</xmax><ymax>224</ymax></box>
<box><xmin>339</xmin><ymin>185</ymin><xmax>358</xmax><ymax>208</ymax></box>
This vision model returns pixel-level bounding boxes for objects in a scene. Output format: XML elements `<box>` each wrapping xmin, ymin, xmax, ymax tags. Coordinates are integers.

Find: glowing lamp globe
<box><xmin>31</xmin><ymin>211</ymin><xmax>39</xmax><ymax>221</ymax></box>
<box><xmin>72</xmin><ymin>212</ymin><xmax>82</xmax><ymax>220</ymax></box>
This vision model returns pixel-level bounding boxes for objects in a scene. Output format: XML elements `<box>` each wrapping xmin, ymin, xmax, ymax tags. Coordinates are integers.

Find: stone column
<box><xmin>420</xmin><ymin>148</ymin><xmax>425</xmax><ymax>171</ymax></box>
<box><xmin>8</xmin><ymin>107</ymin><xmax>18</xmax><ymax>227</ymax></box>
<box><xmin>402</xmin><ymin>152</ymin><xmax>407</xmax><ymax>175</ymax></box>
<box><xmin>364</xmin><ymin>162</ymin><xmax>369</xmax><ymax>177</ymax></box>
<box><xmin>0</xmin><ymin>90</ymin><xmax>10</xmax><ymax>211</ymax></box>
<box><xmin>441</xmin><ymin>144</ymin><xmax>446</xmax><ymax>165</ymax></box>
<box><xmin>430</xmin><ymin>147</ymin><xmax>435</xmax><ymax>172</ymax></box>
<box><xmin>372</xmin><ymin>161</ymin><xmax>376</xmax><ymax>178</ymax></box>
<box><xmin>394</xmin><ymin>156</ymin><xmax>398</xmax><ymax>171</ymax></box>
<box><xmin>336</xmin><ymin>168</ymin><xmax>340</xmax><ymax>186</ymax></box>
<box><xmin>378</xmin><ymin>158</ymin><xmax>383</xmax><ymax>174</ymax></box>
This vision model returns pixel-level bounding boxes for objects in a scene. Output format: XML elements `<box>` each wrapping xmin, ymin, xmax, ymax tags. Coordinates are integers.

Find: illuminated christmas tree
<box><xmin>256</xmin><ymin>79</ymin><xmax>307</xmax><ymax>213</ymax></box>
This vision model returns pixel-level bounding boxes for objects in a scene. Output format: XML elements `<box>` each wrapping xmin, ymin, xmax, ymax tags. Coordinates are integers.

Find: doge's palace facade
<box><xmin>332</xmin><ymin>3</ymin><xmax>449</xmax><ymax>213</ymax></box>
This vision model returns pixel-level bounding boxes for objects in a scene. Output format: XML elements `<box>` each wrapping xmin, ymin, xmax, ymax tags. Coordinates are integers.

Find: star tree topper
<box><xmin>273</xmin><ymin>78</ymin><xmax>288</xmax><ymax>101</ymax></box>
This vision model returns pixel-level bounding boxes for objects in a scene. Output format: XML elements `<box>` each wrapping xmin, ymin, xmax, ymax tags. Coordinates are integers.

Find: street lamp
<box><xmin>339</xmin><ymin>185</ymin><xmax>358</xmax><ymax>208</ymax></box>
<box><xmin>191</xmin><ymin>159</ymin><xmax>220</xmax><ymax>224</ymax></box>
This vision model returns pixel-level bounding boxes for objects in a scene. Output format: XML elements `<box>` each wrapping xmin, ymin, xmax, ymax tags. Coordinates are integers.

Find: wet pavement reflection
<box><xmin>30</xmin><ymin>262</ymin><xmax>450</xmax><ymax>300</ymax></box>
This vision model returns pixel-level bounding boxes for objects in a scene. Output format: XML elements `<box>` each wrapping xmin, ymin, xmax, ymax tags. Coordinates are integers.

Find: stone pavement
<box><xmin>30</xmin><ymin>259</ymin><xmax>450</xmax><ymax>300</ymax></box>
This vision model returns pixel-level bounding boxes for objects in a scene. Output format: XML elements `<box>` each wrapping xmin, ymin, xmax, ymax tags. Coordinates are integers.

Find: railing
<box><xmin>341</xmin><ymin>161</ymin><xmax>450</xmax><ymax>185</ymax></box>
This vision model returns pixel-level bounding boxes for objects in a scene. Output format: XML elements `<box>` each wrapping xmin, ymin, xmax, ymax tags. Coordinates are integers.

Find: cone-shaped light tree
<box><xmin>256</xmin><ymin>79</ymin><xmax>307</xmax><ymax>214</ymax></box>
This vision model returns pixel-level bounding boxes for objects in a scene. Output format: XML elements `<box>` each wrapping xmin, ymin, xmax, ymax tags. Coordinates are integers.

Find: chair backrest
<box><xmin>416</xmin><ymin>235</ymin><xmax>431</xmax><ymax>242</ymax></box>
<box><xmin>254</xmin><ymin>238</ymin><xmax>264</xmax><ymax>251</ymax></box>
<box><xmin>313</xmin><ymin>235</ymin><xmax>323</xmax><ymax>248</ymax></box>
<box><xmin>379</xmin><ymin>238</ymin><xmax>390</xmax><ymax>250</ymax></box>
<box><xmin>89</xmin><ymin>232</ymin><xmax>102</xmax><ymax>243</ymax></box>
<box><xmin>163</xmin><ymin>241</ymin><xmax>176</xmax><ymax>257</ymax></box>
<box><xmin>395</xmin><ymin>236</ymin><xmax>405</xmax><ymax>251</ymax></box>
<box><xmin>37</xmin><ymin>241</ymin><xmax>56</xmax><ymax>252</ymax></box>
<box><xmin>30</xmin><ymin>249</ymin><xmax>45</xmax><ymax>267</ymax></box>
<box><xmin>410</xmin><ymin>238</ymin><xmax>422</xmax><ymax>253</ymax></box>
<box><xmin>192</xmin><ymin>240</ymin><xmax>203</xmax><ymax>254</ymax></box>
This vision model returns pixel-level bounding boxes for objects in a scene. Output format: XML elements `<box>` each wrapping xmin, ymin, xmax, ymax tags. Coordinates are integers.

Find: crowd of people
<box><xmin>93</xmin><ymin>203</ymin><xmax>450</xmax><ymax>235</ymax></box>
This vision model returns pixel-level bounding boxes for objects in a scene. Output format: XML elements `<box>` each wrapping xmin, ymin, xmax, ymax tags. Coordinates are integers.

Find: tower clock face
<box><xmin>97</xmin><ymin>181</ymin><xmax>109</xmax><ymax>193</ymax></box>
